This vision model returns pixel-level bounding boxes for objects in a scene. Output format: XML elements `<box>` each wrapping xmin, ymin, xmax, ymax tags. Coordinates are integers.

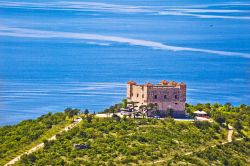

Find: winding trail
<box><xmin>150</xmin><ymin>125</ymin><xmax>239</xmax><ymax>165</ymax></box>
<box><xmin>227</xmin><ymin>125</ymin><xmax>233</xmax><ymax>142</ymax></box>
<box><xmin>4</xmin><ymin>118</ymin><xmax>82</xmax><ymax>166</ymax></box>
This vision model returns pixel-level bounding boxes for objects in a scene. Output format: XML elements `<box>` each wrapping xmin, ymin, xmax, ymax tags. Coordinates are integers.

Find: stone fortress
<box><xmin>127</xmin><ymin>80</ymin><xmax>186</xmax><ymax>117</ymax></box>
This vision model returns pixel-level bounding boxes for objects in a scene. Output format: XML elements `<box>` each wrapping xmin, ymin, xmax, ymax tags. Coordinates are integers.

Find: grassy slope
<box><xmin>2</xmin><ymin>103</ymin><xmax>249</xmax><ymax>165</ymax></box>
<box><xmin>167</xmin><ymin>139</ymin><xmax>250</xmax><ymax>166</ymax></box>
<box><xmin>0</xmin><ymin>112</ymin><xmax>70</xmax><ymax>165</ymax></box>
<box><xmin>17</xmin><ymin>118</ymin><xmax>228</xmax><ymax>165</ymax></box>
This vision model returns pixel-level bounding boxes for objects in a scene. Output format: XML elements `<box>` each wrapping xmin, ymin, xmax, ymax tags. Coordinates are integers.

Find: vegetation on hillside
<box><xmin>186</xmin><ymin>103</ymin><xmax>250</xmax><ymax>138</ymax></box>
<box><xmin>18</xmin><ymin>117</ymin><xmax>227</xmax><ymax>165</ymax></box>
<box><xmin>167</xmin><ymin>139</ymin><xmax>250</xmax><ymax>166</ymax></box>
<box><xmin>1</xmin><ymin>103</ymin><xmax>249</xmax><ymax>165</ymax></box>
<box><xmin>0</xmin><ymin>112</ymin><xmax>70</xmax><ymax>165</ymax></box>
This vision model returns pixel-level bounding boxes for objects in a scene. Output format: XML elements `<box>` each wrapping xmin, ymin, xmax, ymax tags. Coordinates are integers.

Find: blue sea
<box><xmin>0</xmin><ymin>0</ymin><xmax>250</xmax><ymax>125</ymax></box>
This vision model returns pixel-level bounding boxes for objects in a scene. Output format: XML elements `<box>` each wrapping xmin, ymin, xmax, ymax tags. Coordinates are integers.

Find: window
<box><xmin>137</xmin><ymin>94</ymin><xmax>139</xmax><ymax>97</ymax></box>
<box><xmin>154</xmin><ymin>95</ymin><xmax>157</xmax><ymax>99</ymax></box>
<box><xmin>164</xmin><ymin>95</ymin><xmax>167</xmax><ymax>99</ymax></box>
<box><xmin>175</xmin><ymin>95</ymin><xmax>178</xmax><ymax>99</ymax></box>
<box><xmin>162</xmin><ymin>90</ymin><xmax>167</xmax><ymax>94</ymax></box>
<box><xmin>142</xmin><ymin>94</ymin><xmax>144</xmax><ymax>98</ymax></box>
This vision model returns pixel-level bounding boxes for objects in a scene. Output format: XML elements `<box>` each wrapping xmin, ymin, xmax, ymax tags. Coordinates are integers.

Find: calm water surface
<box><xmin>0</xmin><ymin>0</ymin><xmax>250</xmax><ymax>125</ymax></box>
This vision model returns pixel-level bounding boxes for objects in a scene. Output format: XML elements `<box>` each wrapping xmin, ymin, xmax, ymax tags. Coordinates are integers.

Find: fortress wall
<box><xmin>127</xmin><ymin>80</ymin><xmax>186</xmax><ymax>116</ymax></box>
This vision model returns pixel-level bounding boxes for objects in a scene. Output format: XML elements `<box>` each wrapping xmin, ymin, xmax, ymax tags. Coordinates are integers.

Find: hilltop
<box><xmin>0</xmin><ymin>103</ymin><xmax>249</xmax><ymax>165</ymax></box>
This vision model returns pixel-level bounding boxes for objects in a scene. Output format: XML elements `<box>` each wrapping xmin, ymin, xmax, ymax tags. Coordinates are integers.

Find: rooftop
<box><xmin>194</xmin><ymin>110</ymin><xmax>208</xmax><ymax>115</ymax></box>
<box><xmin>127</xmin><ymin>80</ymin><xmax>186</xmax><ymax>87</ymax></box>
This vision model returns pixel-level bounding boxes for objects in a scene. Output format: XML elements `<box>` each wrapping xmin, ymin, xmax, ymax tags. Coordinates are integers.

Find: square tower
<box><xmin>126</xmin><ymin>80</ymin><xmax>186</xmax><ymax>117</ymax></box>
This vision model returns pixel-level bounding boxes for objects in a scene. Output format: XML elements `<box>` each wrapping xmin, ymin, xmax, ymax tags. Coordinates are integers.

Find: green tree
<box><xmin>64</xmin><ymin>107</ymin><xmax>72</xmax><ymax>116</ymax></box>
<box><xmin>122</xmin><ymin>98</ymin><xmax>128</xmax><ymax>108</ymax></box>
<box><xmin>234</xmin><ymin>121</ymin><xmax>243</xmax><ymax>131</ymax></box>
<box><xmin>84</xmin><ymin>109</ymin><xmax>89</xmax><ymax>117</ymax></box>
<box><xmin>86</xmin><ymin>116</ymin><xmax>93</xmax><ymax>123</ymax></box>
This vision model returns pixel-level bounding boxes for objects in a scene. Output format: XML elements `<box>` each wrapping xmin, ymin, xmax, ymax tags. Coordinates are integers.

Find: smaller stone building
<box><xmin>127</xmin><ymin>80</ymin><xmax>186</xmax><ymax>117</ymax></box>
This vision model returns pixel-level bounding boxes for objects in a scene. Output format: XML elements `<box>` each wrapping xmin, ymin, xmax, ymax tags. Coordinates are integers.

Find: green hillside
<box><xmin>17</xmin><ymin>118</ymin><xmax>228</xmax><ymax>165</ymax></box>
<box><xmin>167</xmin><ymin>139</ymin><xmax>250</xmax><ymax>166</ymax></box>
<box><xmin>1</xmin><ymin>103</ymin><xmax>249</xmax><ymax>166</ymax></box>
<box><xmin>0</xmin><ymin>112</ymin><xmax>70</xmax><ymax>165</ymax></box>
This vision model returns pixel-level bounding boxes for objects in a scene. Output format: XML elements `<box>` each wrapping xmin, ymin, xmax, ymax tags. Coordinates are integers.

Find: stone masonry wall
<box><xmin>127</xmin><ymin>80</ymin><xmax>186</xmax><ymax>116</ymax></box>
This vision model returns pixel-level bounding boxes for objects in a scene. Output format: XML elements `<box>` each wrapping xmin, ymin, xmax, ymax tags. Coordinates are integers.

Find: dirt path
<box><xmin>150</xmin><ymin>126</ymin><xmax>236</xmax><ymax>165</ymax></box>
<box><xmin>227</xmin><ymin>125</ymin><xmax>233</xmax><ymax>142</ymax></box>
<box><xmin>4</xmin><ymin>118</ymin><xmax>82</xmax><ymax>166</ymax></box>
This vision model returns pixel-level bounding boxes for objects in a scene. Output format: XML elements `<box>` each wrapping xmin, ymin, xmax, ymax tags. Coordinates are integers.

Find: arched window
<box><xmin>154</xmin><ymin>95</ymin><xmax>157</xmax><ymax>99</ymax></box>
<box><xmin>164</xmin><ymin>95</ymin><xmax>167</xmax><ymax>99</ymax></box>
